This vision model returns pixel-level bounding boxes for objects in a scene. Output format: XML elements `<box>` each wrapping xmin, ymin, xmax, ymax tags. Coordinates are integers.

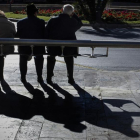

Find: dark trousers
<box><xmin>47</xmin><ymin>56</ymin><xmax>74</xmax><ymax>79</ymax></box>
<box><xmin>0</xmin><ymin>56</ymin><xmax>4</xmax><ymax>80</ymax></box>
<box><xmin>20</xmin><ymin>55</ymin><xmax>44</xmax><ymax>78</ymax></box>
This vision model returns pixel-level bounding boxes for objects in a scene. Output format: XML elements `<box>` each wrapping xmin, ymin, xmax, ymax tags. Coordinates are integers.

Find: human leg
<box><xmin>0</xmin><ymin>56</ymin><xmax>4</xmax><ymax>81</ymax></box>
<box><xmin>47</xmin><ymin>56</ymin><xmax>56</xmax><ymax>84</ymax></box>
<box><xmin>64</xmin><ymin>56</ymin><xmax>75</xmax><ymax>84</ymax></box>
<box><xmin>34</xmin><ymin>55</ymin><xmax>44</xmax><ymax>83</ymax></box>
<box><xmin>20</xmin><ymin>55</ymin><xmax>28</xmax><ymax>82</ymax></box>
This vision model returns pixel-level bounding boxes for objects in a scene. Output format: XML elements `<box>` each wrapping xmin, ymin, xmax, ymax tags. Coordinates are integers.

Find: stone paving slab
<box><xmin>98</xmin><ymin>71</ymin><xmax>130</xmax><ymax>90</ymax></box>
<box><xmin>101</xmin><ymin>88</ymin><xmax>133</xmax><ymax>98</ymax></box>
<box><xmin>41</xmin><ymin>120</ymin><xmax>87</xmax><ymax>139</ymax></box>
<box><xmin>0</xmin><ymin>85</ymin><xmax>140</xmax><ymax>140</ymax></box>
<box><xmin>125</xmin><ymin>72</ymin><xmax>140</xmax><ymax>90</ymax></box>
<box><xmin>15</xmin><ymin>120</ymin><xmax>42</xmax><ymax>140</ymax></box>
<box><xmin>0</xmin><ymin>55</ymin><xmax>140</xmax><ymax>139</ymax></box>
<box><xmin>0</xmin><ymin>116</ymin><xmax>22</xmax><ymax>140</ymax></box>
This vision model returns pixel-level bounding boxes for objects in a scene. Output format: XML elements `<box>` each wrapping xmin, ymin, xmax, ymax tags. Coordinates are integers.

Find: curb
<box><xmin>8</xmin><ymin>18</ymin><xmax>140</xmax><ymax>28</ymax></box>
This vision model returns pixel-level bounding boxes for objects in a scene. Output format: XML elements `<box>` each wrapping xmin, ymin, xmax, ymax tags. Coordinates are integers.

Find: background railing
<box><xmin>0</xmin><ymin>38</ymin><xmax>140</xmax><ymax>57</ymax></box>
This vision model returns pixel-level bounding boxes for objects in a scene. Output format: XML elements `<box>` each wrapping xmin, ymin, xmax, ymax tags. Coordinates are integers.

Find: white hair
<box><xmin>63</xmin><ymin>4</ymin><xmax>74</xmax><ymax>15</ymax></box>
<box><xmin>0</xmin><ymin>10</ymin><xmax>5</xmax><ymax>17</ymax></box>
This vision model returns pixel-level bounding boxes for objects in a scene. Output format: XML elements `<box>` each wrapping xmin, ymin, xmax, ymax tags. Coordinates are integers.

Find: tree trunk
<box><xmin>96</xmin><ymin>0</ymin><xmax>109</xmax><ymax>22</ymax></box>
<box><xmin>76</xmin><ymin>0</ymin><xmax>109</xmax><ymax>23</ymax></box>
<box><xmin>101</xmin><ymin>0</ymin><xmax>109</xmax><ymax>14</ymax></box>
<box><xmin>77</xmin><ymin>0</ymin><xmax>90</xmax><ymax>20</ymax></box>
<box><xmin>87</xmin><ymin>0</ymin><xmax>96</xmax><ymax>23</ymax></box>
<box><xmin>77</xmin><ymin>0</ymin><xmax>96</xmax><ymax>23</ymax></box>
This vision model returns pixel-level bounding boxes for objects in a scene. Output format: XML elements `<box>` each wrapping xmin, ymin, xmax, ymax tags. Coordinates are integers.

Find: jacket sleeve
<box><xmin>71</xmin><ymin>13</ymin><xmax>83</xmax><ymax>32</ymax></box>
<box><xmin>12</xmin><ymin>23</ymin><xmax>16</xmax><ymax>37</ymax></box>
<box><xmin>41</xmin><ymin>20</ymin><xmax>45</xmax><ymax>39</ymax></box>
<box><xmin>45</xmin><ymin>19</ymin><xmax>52</xmax><ymax>39</ymax></box>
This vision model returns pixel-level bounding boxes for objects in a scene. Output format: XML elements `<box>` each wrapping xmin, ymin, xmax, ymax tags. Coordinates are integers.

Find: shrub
<box><xmin>13</xmin><ymin>8</ymin><xmax>86</xmax><ymax>19</ymax></box>
<box><xmin>102</xmin><ymin>9</ymin><xmax>140</xmax><ymax>22</ymax></box>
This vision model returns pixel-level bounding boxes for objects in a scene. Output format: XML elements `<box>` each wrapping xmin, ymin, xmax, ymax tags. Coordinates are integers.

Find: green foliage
<box><xmin>5</xmin><ymin>12</ymin><xmax>27</xmax><ymax>19</ymax></box>
<box><xmin>74</xmin><ymin>0</ymin><xmax>96</xmax><ymax>23</ymax></box>
<box><xmin>74</xmin><ymin>0</ymin><xmax>109</xmax><ymax>23</ymax></box>
<box><xmin>102</xmin><ymin>10</ymin><xmax>140</xmax><ymax>22</ymax></box>
<box><xmin>13</xmin><ymin>9</ymin><xmax>62</xmax><ymax>17</ymax></box>
<box><xmin>5</xmin><ymin>12</ymin><xmax>89</xmax><ymax>24</ymax></box>
<box><xmin>5</xmin><ymin>12</ymin><xmax>51</xmax><ymax>21</ymax></box>
<box><xmin>5</xmin><ymin>11</ymin><xmax>140</xmax><ymax>24</ymax></box>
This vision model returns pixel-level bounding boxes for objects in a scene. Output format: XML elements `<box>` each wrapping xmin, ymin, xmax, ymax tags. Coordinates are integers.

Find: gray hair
<box><xmin>63</xmin><ymin>4</ymin><xmax>74</xmax><ymax>15</ymax></box>
<box><xmin>0</xmin><ymin>10</ymin><xmax>5</xmax><ymax>17</ymax></box>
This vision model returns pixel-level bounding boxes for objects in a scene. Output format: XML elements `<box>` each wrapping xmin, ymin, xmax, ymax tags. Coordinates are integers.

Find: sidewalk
<box><xmin>0</xmin><ymin>55</ymin><xmax>140</xmax><ymax>140</ymax></box>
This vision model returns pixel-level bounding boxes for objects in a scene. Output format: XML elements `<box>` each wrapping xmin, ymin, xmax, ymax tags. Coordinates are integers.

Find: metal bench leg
<box><xmin>61</xmin><ymin>46</ymin><xmax>65</xmax><ymax>57</ymax></box>
<box><xmin>30</xmin><ymin>45</ymin><xmax>34</xmax><ymax>56</ymax></box>
<box><xmin>106</xmin><ymin>47</ymin><xmax>109</xmax><ymax>57</ymax></box>
<box><xmin>90</xmin><ymin>47</ymin><xmax>96</xmax><ymax>58</ymax></box>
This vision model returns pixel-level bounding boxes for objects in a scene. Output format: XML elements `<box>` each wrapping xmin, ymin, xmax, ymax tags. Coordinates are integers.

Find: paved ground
<box><xmin>0</xmin><ymin>55</ymin><xmax>140</xmax><ymax>140</ymax></box>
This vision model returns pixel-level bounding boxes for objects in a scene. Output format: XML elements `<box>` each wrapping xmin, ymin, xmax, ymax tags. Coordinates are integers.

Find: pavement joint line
<box><xmin>9</xmin><ymin>84</ymin><xmax>132</xmax><ymax>92</ymax></box>
<box><xmin>14</xmin><ymin>69</ymin><xmax>17</xmax><ymax>72</ymax></box>
<box><xmin>56</xmin><ymin>60</ymin><xmax>103</xmax><ymax>71</ymax></box>
<box><xmin>14</xmin><ymin>120</ymin><xmax>24</xmax><ymax>139</ymax></box>
<box><xmin>56</xmin><ymin>60</ymin><xmax>140</xmax><ymax>72</ymax></box>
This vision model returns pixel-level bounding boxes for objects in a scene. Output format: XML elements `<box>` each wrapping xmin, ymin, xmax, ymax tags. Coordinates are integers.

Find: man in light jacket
<box><xmin>45</xmin><ymin>4</ymin><xmax>83</xmax><ymax>85</ymax></box>
<box><xmin>0</xmin><ymin>10</ymin><xmax>16</xmax><ymax>81</ymax></box>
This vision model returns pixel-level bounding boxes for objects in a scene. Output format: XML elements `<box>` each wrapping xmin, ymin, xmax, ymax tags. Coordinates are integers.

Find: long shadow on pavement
<box><xmin>80</xmin><ymin>27</ymin><xmax>140</xmax><ymax>39</ymax></box>
<box><xmin>0</xmin><ymin>80</ymin><xmax>139</xmax><ymax>137</ymax></box>
<box><xmin>73</xmin><ymin>84</ymin><xmax>140</xmax><ymax>137</ymax></box>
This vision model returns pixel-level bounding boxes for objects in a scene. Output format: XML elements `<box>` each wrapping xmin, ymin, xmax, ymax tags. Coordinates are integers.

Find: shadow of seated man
<box><xmin>72</xmin><ymin>83</ymin><xmax>140</xmax><ymax>138</ymax></box>
<box><xmin>23</xmin><ymin>82</ymin><xmax>45</xmax><ymax>101</ymax></box>
<box><xmin>0</xmin><ymin>10</ymin><xmax>16</xmax><ymax>82</ymax></box>
<box><xmin>0</xmin><ymin>80</ymin><xmax>32</xmax><ymax>119</ymax></box>
<box><xmin>40</xmin><ymin>83</ymin><xmax>87</xmax><ymax>133</ymax></box>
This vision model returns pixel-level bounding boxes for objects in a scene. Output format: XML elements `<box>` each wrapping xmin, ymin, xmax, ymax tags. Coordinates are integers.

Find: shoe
<box><xmin>0</xmin><ymin>78</ymin><xmax>4</xmax><ymax>82</ymax></box>
<box><xmin>46</xmin><ymin>79</ymin><xmax>54</xmax><ymax>85</ymax></box>
<box><xmin>68</xmin><ymin>78</ymin><xmax>75</xmax><ymax>85</ymax></box>
<box><xmin>37</xmin><ymin>77</ymin><xmax>44</xmax><ymax>83</ymax></box>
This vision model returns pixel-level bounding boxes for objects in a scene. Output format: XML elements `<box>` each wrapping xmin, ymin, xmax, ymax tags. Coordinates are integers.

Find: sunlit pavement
<box><xmin>0</xmin><ymin>54</ymin><xmax>140</xmax><ymax>140</ymax></box>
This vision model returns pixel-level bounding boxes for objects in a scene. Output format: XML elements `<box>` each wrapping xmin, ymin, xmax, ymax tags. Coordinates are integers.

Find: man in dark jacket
<box><xmin>45</xmin><ymin>4</ymin><xmax>83</xmax><ymax>84</ymax></box>
<box><xmin>0</xmin><ymin>10</ymin><xmax>16</xmax><ymax>81</ymax></box>
<box><xmin>16</xmin><ymin>3</ymin><xmax>45</xmax><ymax>83</ymax></box>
